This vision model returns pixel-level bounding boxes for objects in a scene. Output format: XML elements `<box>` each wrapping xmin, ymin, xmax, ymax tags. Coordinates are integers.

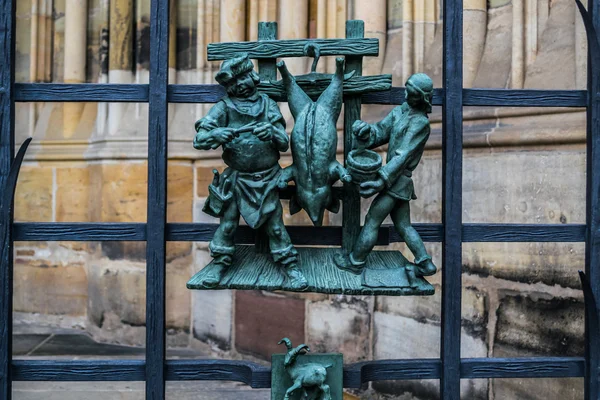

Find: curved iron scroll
<box><xmin>0</xmin><ymin>138</ymin><xmax>32</xmax><ymax>262</ymax></box>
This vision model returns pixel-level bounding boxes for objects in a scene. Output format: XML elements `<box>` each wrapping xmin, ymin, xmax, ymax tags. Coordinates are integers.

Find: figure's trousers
<box><xmin>209</xmin><ymin>200</ymin><xmax>298</xmax><ymax>267</ymax></box>
<box><xmin>352</xmin><ymin>192</ymin><xmax>430</xmax><ymax>264</ymax></box>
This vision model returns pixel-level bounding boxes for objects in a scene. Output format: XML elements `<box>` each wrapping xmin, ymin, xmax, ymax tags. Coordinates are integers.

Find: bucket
<box><xmin>347</xmin><ymin>149</ymin><xmax>382</xmax><ymax>184</ymax></box>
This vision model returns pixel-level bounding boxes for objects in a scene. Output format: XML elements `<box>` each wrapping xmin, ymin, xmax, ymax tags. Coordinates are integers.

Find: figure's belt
<box><xmin>237</xmin><ymin>166</ymin><xmax>278</xmax><ymax>181</ymax></box>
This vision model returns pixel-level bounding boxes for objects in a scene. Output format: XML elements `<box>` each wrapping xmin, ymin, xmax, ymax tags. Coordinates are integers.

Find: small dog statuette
<box><xmin>278</xmin><ymin>338</ymin><xmax>332</xmax><ymax>400</ymax></box>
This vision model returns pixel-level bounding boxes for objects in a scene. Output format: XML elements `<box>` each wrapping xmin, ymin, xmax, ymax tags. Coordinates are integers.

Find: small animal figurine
<box><xmin>278</xmin><ymin>337</ymin><xmax>332</xmax><ymax>400</ymax></box>
<box><xmin>276</xmin><ymin>54</ymin><xmax>352</xmax><ymax>226</ymax></box>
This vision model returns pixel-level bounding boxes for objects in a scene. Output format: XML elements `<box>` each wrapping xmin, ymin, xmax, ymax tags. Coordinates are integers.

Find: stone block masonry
<box><xmin>11</xmin><ymin>0</ymin><xmax>592</xmax><ymax>398</ymax></box>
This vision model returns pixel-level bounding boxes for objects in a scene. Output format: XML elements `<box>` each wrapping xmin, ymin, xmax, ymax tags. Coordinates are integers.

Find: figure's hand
<box><xmin>211</xmin><ymin>128</ymin><xmax>236</xmax><ymax>146</ymax></box>
<box><xmin>253</xmin><ymin>122</ymin><xmax>274</xmax><ymax>141</ymax></box>
<box><xmin>359</xmin><ymin>177</ymin><xmax>385</xmax><ymax>198</ymax></box>
<box><xmin>352</xmin><ymin>120</ymin><xmax>371</xmax><ymax>142</ymax></box>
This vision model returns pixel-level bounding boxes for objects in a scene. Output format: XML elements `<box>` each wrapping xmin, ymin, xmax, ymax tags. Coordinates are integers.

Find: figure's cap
<box><xmin>406</xmin><ymin>73</ymin><xmax>433</xmax><ymax>112</ymax></box>
<box><xmin>406</xmin><ymin>73</ymin><xmax>433</xmax><ymax>94</ymax></box>
<box><xmin>215</xmin><ymin>53</ymin><xmax>254</xmax><ymax>86</ymax></box>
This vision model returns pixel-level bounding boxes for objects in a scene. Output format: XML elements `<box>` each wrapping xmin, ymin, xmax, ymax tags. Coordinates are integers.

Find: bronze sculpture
<box><xmin>193</xmin><ymin>53</ymin><xmax>308</xmax><ymax>290</ymax></box>
<box><xmin>335</xmin><ymin>73</ymin><xmax>437</xmax><ymax>283</ymax></box>
<box><xmin>276</xmin><ymin>54</ymin><xmax>352</xmax><ymax>226</ymax></box>
<box><xmin>188</xmin><ymin>21</ymin><xmax>435</xmax><ymax>295</ymax></box>
<box><xmin>277</xmin><ymin>338</ymin><xmax>332</xmax><ymax>400</ymax></box>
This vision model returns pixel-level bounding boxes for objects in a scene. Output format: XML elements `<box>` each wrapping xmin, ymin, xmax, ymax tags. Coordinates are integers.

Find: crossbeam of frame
<box><xmin>0</xmin><ymin>0</ymin><xmax>599</xmax><ymax>399</ymax></box>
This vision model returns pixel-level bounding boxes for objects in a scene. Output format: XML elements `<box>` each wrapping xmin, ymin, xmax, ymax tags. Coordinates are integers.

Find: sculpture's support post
<box><xmin>254</xmin><ymin>21</ymin><xmax>278</xmax><ymax>254</ymax></box>
<box><xmin>342</xmin><ymin>20</ymin><xmax>363</xmax><ymax>253</ymax></box>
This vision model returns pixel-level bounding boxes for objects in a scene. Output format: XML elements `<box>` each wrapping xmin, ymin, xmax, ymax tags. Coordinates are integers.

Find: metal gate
<box><xmin>1</xmin><ymin>0</ymin><xmax>599</xmax><ymax>399</ymax></box>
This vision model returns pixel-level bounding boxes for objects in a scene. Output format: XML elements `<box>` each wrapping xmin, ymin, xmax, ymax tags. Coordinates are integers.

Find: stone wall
<box><xmin>12</xmin><ymin>0</ymin><xmax>591</xmax><ymax>399</ymax></box>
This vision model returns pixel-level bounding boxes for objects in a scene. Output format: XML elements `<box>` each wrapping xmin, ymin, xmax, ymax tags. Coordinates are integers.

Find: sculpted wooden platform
<box><xmin>187</xmin><ymin>246</ymin><xmax>435</xmax><ymax>296</ymax></box>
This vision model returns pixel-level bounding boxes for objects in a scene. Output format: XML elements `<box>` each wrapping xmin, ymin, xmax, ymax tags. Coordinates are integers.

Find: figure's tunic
<box><xmin>195</xmin><ymin>93</ymin><xmax>287</xmax><ymax>228</ymax></box>
<box><xmin>364</xmin><ymin>102</ymin><xmax>430</xmax><ymax>201</ymax></box>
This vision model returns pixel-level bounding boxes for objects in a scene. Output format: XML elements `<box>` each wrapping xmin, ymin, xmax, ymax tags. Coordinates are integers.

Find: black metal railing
<box><xmin>1</xmin><ymin>0</ymin><xmax>599</xmax><ymax>399</ymax></box>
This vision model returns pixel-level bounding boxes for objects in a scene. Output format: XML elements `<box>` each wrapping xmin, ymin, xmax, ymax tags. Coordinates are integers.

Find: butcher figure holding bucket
<box><xmin>335</xmin><ymin>73</ymin><xmax>437</xmax><ymax>279</ymax></box>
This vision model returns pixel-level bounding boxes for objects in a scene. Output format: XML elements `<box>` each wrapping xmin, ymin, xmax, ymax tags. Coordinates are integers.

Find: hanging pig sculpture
<box><xmin>276</xmin><ymin>56</ymin><xmax>352</xmax><ymax>226</ymax></box>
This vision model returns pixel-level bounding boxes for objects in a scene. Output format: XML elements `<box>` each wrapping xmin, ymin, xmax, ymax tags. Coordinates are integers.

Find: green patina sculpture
<box><xmin>334</xmin><ymin>73</ymin><xmax>438</xmax><ymax>284</ymax></box>
<box><xmin>277</xmin><ymin>52</ymin><xmax>352</xmax><ymax>226</ymax></box>
<box><xmin>271</xmin><ymin>338</ymin><xmax>343</xmax><ymax>400</ymax></box>
<box><xmin>193</xmin><ymin>53</ymin><xmax>308</xmax><ymax>290</ymax></box>
<box><xmin>188</xmin><ymin>24</ymin><xmax>436</xmax><ymax>295</ymax></box>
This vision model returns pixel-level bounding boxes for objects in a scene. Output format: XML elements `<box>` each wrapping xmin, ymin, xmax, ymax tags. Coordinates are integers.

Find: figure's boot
<box><xmin>272</xmin><ymin>245</ymin><xmax>308</xmax><ymax>290</ymax></box>
<box><xmin>334</xmin><ymin>251</ymin><xmax>366</xmax><ymax>275</ymax></box>
<box><xmin>414</xmin><ymin>255</ymin><xmax>437</xmax><ymax>277</ymax></box>
<box><xmin>204</xmin><ymin>243</ymin><xmax>235</xmax><ymax>288</ymax></box>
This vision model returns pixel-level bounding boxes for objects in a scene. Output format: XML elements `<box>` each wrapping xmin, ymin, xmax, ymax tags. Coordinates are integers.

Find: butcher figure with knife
<box><xmin>193</xmin><ymin>53</ymin><xmax>308</xmax><ymax>290</ymax></box>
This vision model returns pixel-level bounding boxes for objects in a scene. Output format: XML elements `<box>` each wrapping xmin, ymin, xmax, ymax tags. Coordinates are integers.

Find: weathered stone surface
<box><xmin>90</xmin><ymin>162</ymin><xmax>148</xmax><ymax>222</ymax></box>
<box><xmin>462</xmin><ymin>150</ymin><xmax>585</xmax><ymax>224</ymax></box>
<box><xmin>13</xmin><ymin>258</ymin><xmax>88</xmax><ymax>316</ymax></box>
<box><xmin>306</xmin><ymin>296</ymin><xmax>372</xmax><ymax>363</ymax></box>
<box><xmin>524</xmin><ymin>0</ymin><xmax>577</xmax><ymax>89</ymax></box>
<box><xmin>373</xmin><ymin>312</ymin><xmax>487</xmax><ymax>398</ymax></box>
<box><xmin>463</xmin><ymin>242</ymin><xmax>585</xmax><ymax>289</ymax></box>
<box><xmin>373</xmin><ymin>312</ymin><xmax>488</xmax><ymax>360</ymax></box>
<box><xmin>167</xmin><ymin>162</ymin><xmax>193</xmax><ymax>222</ymax></box>
<box><xmin>494</xmin><ymin>293</ymin><xmax>584</xmax><ymax>357</ymax></box>
<box><xmin>376</xmin><ymin>286</ymin><xmax>488</xmax><ymax>341</ymax></box>
<box><xmin>14</xmin><ymin>166</ymin><xmax>53</xmax><ymax>222</ymax></box>
<box><xmin>87</xmin><ymin>260</ymin><xmax>146</xmax><ymax>331</ymax></box>
<box><xmin>192</xmin><ymin>249</ymin><xmax>233</xmax><ymax>350</ymax></box>
<box><xmin>166</xmin><ymin>255</ymin><xmax>191</xmax><ymax>330</ymax></box>
<box><xmin>55</xmin><ymin>165</ymin><xmax>90</xmax><ymax>222</ymax></box>
<box><xmin>235</xmin><ymin>290</ymin><xmax>305</xmax><ymax>360</ymax></box>
<box><xmin>472</xmin><ymin>3</ymin><xmax>513</xmax><ymax>88</ymax></box>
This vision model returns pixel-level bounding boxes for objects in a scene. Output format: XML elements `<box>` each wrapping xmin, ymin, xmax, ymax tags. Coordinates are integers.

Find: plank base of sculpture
<box><xmin>271</xmin><ymin>338</ymin><xmax>343</xmax><ymax>400</ymax></box>
<box><xmin>187</xmin><ymin>246</ymin><xmax>435</xmax><ymax>295</ymax></box>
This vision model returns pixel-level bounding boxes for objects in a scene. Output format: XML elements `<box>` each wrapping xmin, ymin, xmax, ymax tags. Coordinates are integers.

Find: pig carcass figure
<box><xmin>276</xmin><ymin>57</ymin><xmax>351</xmax><ymax>226</ymax></box>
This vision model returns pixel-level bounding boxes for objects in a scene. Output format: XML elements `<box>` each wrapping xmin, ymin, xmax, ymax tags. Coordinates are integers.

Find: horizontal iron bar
<box><xmin>463</xmin><ymin>89</ymin><xmax>588</xmax><ymax>108</ymax></box>
<box><xmin>13</xmin><ymin>223</ymin><xmax>585</xmax><ymax>243</ymax></box>
<box><xmin>11</xmin><ymin>357</ymin><xmax>585</xmax><ymax>383</ymax></box>
<box><xmin>207</xmin><ymin>38</ymin><xmax>380</xmax><ymax>60</ymax></box>
<box><xmin>11</xmin><ymin>360</ymin><xmax>146</xmax><ymax>381</ymax></box>
<box><xmin>461</xmin><ymin>223</ymin><xmax>586</xmax><ymax>242</ymax></box>
<box><xmin>165</xmin><ymin>360</ymin><xmax>270</xmax><ymax>388</ymax></box>
<box><xmin>14</xmin><ymin>83</ymin><xmax>149</xmax><ymax>102</ymax></box>
<box><xmin>14</xmin><ymin>84</ymin><xmax>589</xmax><ymax>108</ymax></box>
<box><xmin>461</xmin><ymin>357</ymin><xmax>585</xmax><ymax>379</ymax></box>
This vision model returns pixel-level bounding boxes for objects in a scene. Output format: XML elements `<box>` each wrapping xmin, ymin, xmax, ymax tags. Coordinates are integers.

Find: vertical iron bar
<box><xmin>146</xmin><ymin>0</ymin><xmax>169</xmax><ymax>397</ymax></box>
<box><xmin>586</xmin><ymin>0</ymin><xmax>600</xmax><ymax>398</ymax></box>
<box><xmin>342</xmin><ymin>20</ymin><xmax>363</xmax><ymax>252</ymax></box>
<box><xmin>0</xmin><ymin>0</ymin><xmax>16</xmax><ymax>397</ymax></box>
<box><xmin>441</xmin><ymin>0</ymin><xmax>463</xmax><ymax>398</ymax></box>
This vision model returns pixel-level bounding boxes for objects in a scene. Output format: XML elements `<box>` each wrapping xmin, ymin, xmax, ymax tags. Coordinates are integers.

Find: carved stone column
<box><xmin>463</xmin><ymin>0</ymin><xmax>486</xmax><ymax>87</ymax></box>
<box><xmin>63</xmin><ymin>0</ymin><xmax>88</xmax><ymax>138</ymax></box>
<box><xmin>220</xmin><ymin>0</ymin><xmax>246</xmax><ymax>42</ymax></box>
<box><xmin>108</xmin><ymin>0</ymin><xmax>134</xmax><ymax>135</ymax></box>
<box><xmin>278</xmin><ymin>0</ymin><xmax>308</xmax><ymax>73</ymax></box>
<box><xmin>354</xmin><ymin>0</ymin><xmax>386</xmax><ymax>75</ymax></box>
